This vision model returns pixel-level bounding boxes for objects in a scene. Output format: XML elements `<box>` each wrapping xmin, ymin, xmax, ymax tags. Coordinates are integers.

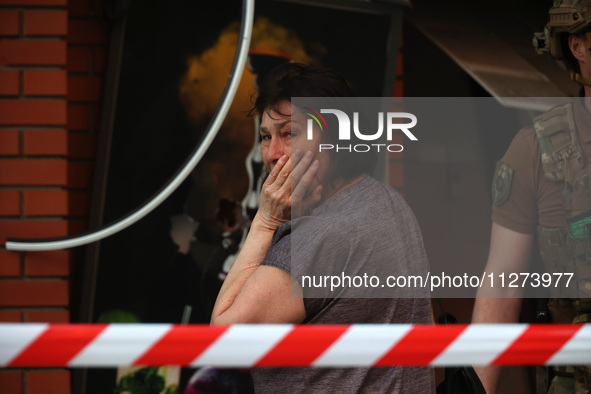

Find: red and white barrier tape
<box><xmin>1</xmin><ymin>324</ymin><xmax>590</xmax><ymax>368</ymax></box>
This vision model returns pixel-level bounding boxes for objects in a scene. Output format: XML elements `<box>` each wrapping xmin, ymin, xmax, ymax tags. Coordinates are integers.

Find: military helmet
<box><xmin>534</xmin><ymin>0</ymin><xmax>591</xmax><ymax>70</ymax></box>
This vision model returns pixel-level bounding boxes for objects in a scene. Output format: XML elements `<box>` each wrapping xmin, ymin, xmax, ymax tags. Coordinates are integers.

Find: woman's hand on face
<box><xmin>290</xmin><ymin>149</ymin><xmax>323</xmax><ymax>218</ymax></box>
<box><xmin>257</xmin><ymin>150</ymin><xmax>322</xmax><ymax>231</ymax></box>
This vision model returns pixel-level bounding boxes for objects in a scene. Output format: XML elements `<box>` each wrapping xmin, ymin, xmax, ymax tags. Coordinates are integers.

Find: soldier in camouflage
<box><xmin>473</xmin><ymin>1</ymin><xmax>591</xmax><ymax>393</ymax></box>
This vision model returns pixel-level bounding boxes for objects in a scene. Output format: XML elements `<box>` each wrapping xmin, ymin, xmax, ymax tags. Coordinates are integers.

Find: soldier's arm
<box><xmin>472</xmin><ymin>222</ymin><xmax>534</xmax><ymax>393</ymax></box>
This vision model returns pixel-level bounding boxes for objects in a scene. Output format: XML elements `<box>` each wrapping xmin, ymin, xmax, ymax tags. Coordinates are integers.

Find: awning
<box><xmin>406</xmin><ymin>5</ymin><xmax>580</xmax><ymax>111</ymax></box>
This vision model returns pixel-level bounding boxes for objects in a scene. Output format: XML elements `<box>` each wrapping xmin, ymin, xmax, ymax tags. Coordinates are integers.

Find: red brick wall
<box><xmin>66</xmin><ymin>0</ymin><xmax>106</xmax><ymax>236</ymax></box>
<box><xmin>0</xmin><ymin>0</ymin><xmax>107</xmax><ymax>392</ymax></box>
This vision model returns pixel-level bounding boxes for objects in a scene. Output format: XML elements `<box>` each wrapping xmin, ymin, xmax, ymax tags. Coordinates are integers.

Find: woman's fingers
<box><xmin>291</xmin><ymin>158</ymin><xmax>319</xmax><ymax>203</ymax></box>
<box><xmin>274</xmin><ymin>149</ymin><xmax>311</xmax><ymax>200</ymax></box>
<box><xmin>258</xmin><ymin>153</ymin><xmax>293</xmax><ymax>228</ymax></box>
<box><xmin>259</xmin><ymin>149</ymin><xmax>322</xmax><ymax>222</ymax></box>
<box><xmin>264</xmin><ymin>154</ymin><xmax>289</xmax><ymax>187</ymax></box>
<box><xmin>261</xmin><ymin>154</ymin><xmax>291</xmax><ymax>203</ymax></box>
<box><xmin>289</xmin><ymin>150</ymin><xmax>313</xmax><ymax>187</ymax></box>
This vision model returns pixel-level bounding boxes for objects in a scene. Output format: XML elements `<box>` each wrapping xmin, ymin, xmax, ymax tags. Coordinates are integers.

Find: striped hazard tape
<box><xmin>1</xmin><ymin>323</ymin><xmax>590</xmax><ymax>368</ymax></box>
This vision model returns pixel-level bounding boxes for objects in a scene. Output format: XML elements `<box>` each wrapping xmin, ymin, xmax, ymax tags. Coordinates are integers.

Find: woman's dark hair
<box><xmin>252</xmin><ymin>62</ymin><xmax>377</xmax><ymax>182</ymax></box>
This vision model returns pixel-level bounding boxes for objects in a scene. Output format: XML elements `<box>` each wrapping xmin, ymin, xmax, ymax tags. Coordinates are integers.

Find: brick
<box><xmin>0</xmin><ymin>99</ymin><xmax>66</xmax><ymax>126</ymax></box>
<box><xmin>0</xmin><ymin>250</ymin><xmax>20</xmax><ymax>276</ymax></box>
<box><xmin>0</xmin><ymin>259</ymin><xmax>20</xmax><ymax>276</ymax></box>
<box><xmin>69</xmin><ymin>106</ymin><xmax>97</xmax><ymax>131</ymax></box>
<box><xmin>68</xmin><ymin>219</ymin><xmax>87</xmax><ymax>234</ymax></box>
<box><xmin>0</xmin><ymin>70</ymin><xmax>19</xmax><ymax>95</ymax></box>
<box><xmin>0</xmin><ymin>371</ymin><xmax>22</xmax><ymax>393</ymax></box>
<box><xmin>68</xmin><ymin>133</ymin><xmax>96</xmax><ymax>159</ymax></box>
<box><xmin>67</xmin><ymin>48</ymin><xmax>90</xmax><ymax>73</ymax></box>
<box><xmin>0</xmin><ymin>190</ymin><xmax>20</xmax><ymax>215</ymax></box>
<box><xmin>90</xmin><ymin>105</ymin><xmax>99</xmax><ymax>130</ymax></box>
<box><xmin>0</xmin><ymin>219</ymin><xmax>68</xmax><ymax>244</ymax></box>
<box><xmin>67</xmin><ymin>162</ymin><xmax>89</xmax><ymax>188</ymax></box>
<box><xmin>67</xmin><ymin>105</ymin><xmax>89</xmax><ymax>130</ymax></box>
<box><xmin>23</xmin><ymin>70</ymin><xmax>67</xmax><ymax>96</ymax></box>
<box><xmin>25</xmin><ymin>309</ymin><xmax>69</xmax><ymax>323</ymax></box>
<box><xmin>0</xmin><ymin>250</ymin><xmax>20</xmax><ymax>264</ymax></box>
<box><xmin>0</xmin><ymin>310</ymin><xmax>22</xmax><ymax>322</ymax></box>
<box><xmin>24</xmin><ymin>129</ymin><xmax>67</xmax><ymax>155</ymax></box>
<box><xmin>69</xmin><ymin>191</ymin><xmax>90</xmax><ymax>216</ymax></box>
<box><xmin>25</xmin><ymin>250</ymin><xmax>69</xmax><ymax>276</ymax></box>
<box><xmin>27</xmin><ymin>370</ymin><xmax>70</xmax><ymax>394</ymax></box>
<box><xmin>67</xmin><ymin>76</ymin><xmax>101</xmax><ymax>102</ymax></box>
<box><xmin>389</xmin><ymin>162</ymin><xmax>404</xmax><ymax>188</ymax></box>
<box><xmin>24</xmin><ymin>10</ymin><xmax>67</xmax><ymax>36</ymax></box>
<box><xmin>0</xmin><ymin>130</ymin><xmax>19</xmax><ymax>155</ymax></box>
<box><xmin>0</xmin><ymin>0</ymin><xmax>66</xmax><ymax>4</ymax></box>
<box><xmin>0</xmin><ymin>159</ymin><xmax>67</xmax><ymax>186</ymax></box>
<box><xmin>93</xmin><ymin>48</ymin><xmax>106</xmax><ymax>73</ymax></box>
<box><xmin>24</xmin><ymin>189</ymin><xmax>68</xmax><ymax>216</ymax></box>
<box><xmin>0</xmin><ymin>40</ymin><xmax>66</xmax><ymax>66</ymax></box>
<box><xmin>0</xmin><ymin>10</ymin><xmax>20</xmax><ymax>36</ymax></box>
<box><xmin>24</xmin><ymin>250</ymin><xmax>69</xmax><ymax>270</ymax></box>
<box><xmin>68</xmin><ymin>1</ymin><xmax>91</xmax><ymax>17</ymax></box>
<box><xmin>67</xmin><ymin>20</ymin><xmax>108</xmax><ymax>45</ymax></box>
<box><xmin>0</xmin><ymin>280</ymin><xmax>68</xmax><ymax>306</ymax></box>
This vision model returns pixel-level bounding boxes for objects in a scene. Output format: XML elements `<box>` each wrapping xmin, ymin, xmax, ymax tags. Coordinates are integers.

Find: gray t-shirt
<box><xmin>251</xmin><ymin>176</ymin><xmax>434</xmax><ymax>393</ymax></box>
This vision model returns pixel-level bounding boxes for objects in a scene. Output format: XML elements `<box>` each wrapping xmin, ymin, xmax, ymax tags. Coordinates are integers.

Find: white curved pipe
<box><xmin>6</xmin><ymin>0</ymin><xmax>255</xmax><ymax>251</ymax></box>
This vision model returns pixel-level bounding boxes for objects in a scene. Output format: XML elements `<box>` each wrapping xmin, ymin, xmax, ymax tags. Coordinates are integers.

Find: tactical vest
<box><xmin>534</xmin><ymin>103</ymin><xmax>591</xmax><ymax>321</ymax></box>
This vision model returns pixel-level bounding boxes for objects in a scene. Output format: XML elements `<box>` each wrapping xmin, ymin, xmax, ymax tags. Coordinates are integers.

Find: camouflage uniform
<box><xmin>493</xmin><ymin>2</ymin><xmax>591</xmax><ymax>392</ymax></box>
<box><xmin>492</xmin><ymin>100</ymin><xmax>591</xmax><ymax>394</ymax></box>
<box><xmin>534</xmin><ymin>103</ymin><xmax>591</xmax><ymax>394</ymax></box>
